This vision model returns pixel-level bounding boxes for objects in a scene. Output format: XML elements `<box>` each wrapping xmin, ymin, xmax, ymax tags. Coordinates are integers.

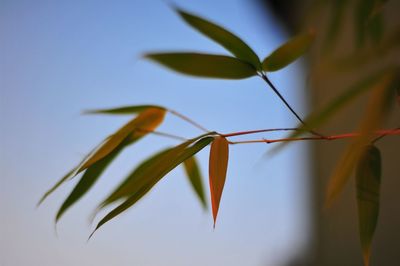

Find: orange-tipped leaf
<box><xmin>208</xmin><ymin>136</ymin><xmax>229</xmax><ymax>227</ymax></box>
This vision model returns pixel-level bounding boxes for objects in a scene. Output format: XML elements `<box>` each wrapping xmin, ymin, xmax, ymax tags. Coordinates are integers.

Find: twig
<box><xmin>136</xmin><ymin>128</ymin><xmax>188</xmax><ymax>141</ymax></box>
<box><xmin>228</xmin><ymin>128</ymin><xmax>400</xmax><ymax>145</ymax></box>
<box><xmin>168</xmin><ymin>109</ymin><xmax>209</xmax><ymax>132</ymax></box>
<box><xmin>222</xmin><ymin>128</ymin><xmax>298</xmax><ymax>137</ymax></box>
<box><xmin>372</xmin><ymin>126</ymin><xmax>400</xmax><ymax>144</ymax></box>
<box><xmin>259</xmin><ymin>73</ymin><xmax>325</xmax><ymax>138</ymax></box>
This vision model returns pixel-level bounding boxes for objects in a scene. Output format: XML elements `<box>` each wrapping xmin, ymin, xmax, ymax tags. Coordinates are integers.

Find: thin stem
<box><xmin>259</xmin><ymin>73</ymin><xmax>325</xmax><ymax>138</ymax></box>
<box><xmin>372</xmin><ymin>126</ymin><xmax>400</xmax><ymax>144</ymax></box>
<box><xmin>228</xmin><ymin>128</ymin><xmax>400</xmax><ymax>145</ymax></box>
<box><xmin>168</xmin><ymin>109</ymin><xmax>209</xmax><ymax>133</ymax></box>
<box><xmin>136</xmin><ymin>128</ymin><xmax>188</xmax><ymax>141</ymax></box>
<box><xmin>222</xmin><ymin>127</ymin><xmax>298</xmax><ymax>137</ymax></box>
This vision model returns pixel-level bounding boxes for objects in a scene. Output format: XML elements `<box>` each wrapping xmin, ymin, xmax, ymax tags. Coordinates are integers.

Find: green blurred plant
<box><xmin>39</xmin><ymin>2</ymin><xmax>399</xmax><ymax>265</ymax></box>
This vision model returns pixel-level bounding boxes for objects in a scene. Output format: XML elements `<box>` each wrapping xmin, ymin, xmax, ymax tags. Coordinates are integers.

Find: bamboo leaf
<box><xmin>39</xmin><ymin>107</ymin><xmax>165</xmax><ymax>207</ymax></box>
<box><xmin>183</xmin><ymin>156</ymin><xmax>207</xmax><ymax>209</ymax></box>
<box><xmin>77</xmin><ymin>107</ymin><xmax>166</xmax><ymax>173</ymax></box>
<box><xmin>262</xmin><ymin>30</ymin><xmax>315</xmax><ymax>72</ymax></box>
<box><xmin>55</xmin><ymin>140</ymin><xmax>127</xmax><ymax>222</ymax></box>
<box><xmin>100</xmin><ymin>133</ymin><xmax>214</xmax><ymax>207</ymax></box>
<box><xmin>84</xmin><ymin>105</ymin><xmax>165</xmax><ymax>115</ymax></box>
<box><xmin>209</xmin><ymin>136</ymin><xmax>229</xmax><ymax>227</ymax></box>
<box><xmin>89</xmin><ymin>136</ymin><xmax>215</xmax><ymax>238</ymax></box>
<box><xmin>175</xmin><ymin>8</ymin><xmax>261</xmax><ymax>69</ymax></box>
<box><xmin>326</xmin><ymin>72</ymin><xmax>394</xmax><ymax>206</ymax></box>
<box><xmin>99</xmin><ymin>148</ymin><xmax>174</xmax><ymax>208</ymax></box>
<box><xmin>356</xmin><ymin>145</ymin><xmax>381</xmax><ymax>266</ymax></box>
<box><xmin>145</xmin><ymin>53</ymin><xmax>257</xmax><ymax>79</ymax></box>
<box><xmin>37</xmin><ymin>169</ymin><xmax>75</xmax><ymax>206</ymax></box>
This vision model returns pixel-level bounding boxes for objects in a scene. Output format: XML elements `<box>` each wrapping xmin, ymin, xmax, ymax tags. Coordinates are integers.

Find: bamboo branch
<box><xmin>228</xmin><ymin>128</ymin><xmax>400</xmax><ymax>145</ymax></box>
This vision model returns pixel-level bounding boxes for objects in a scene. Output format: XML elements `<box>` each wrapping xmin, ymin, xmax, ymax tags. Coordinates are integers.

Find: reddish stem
<box><xmin>228</xmin><ymin>128</ymin><xmax>400</xmax><ymax>145</ymax></box>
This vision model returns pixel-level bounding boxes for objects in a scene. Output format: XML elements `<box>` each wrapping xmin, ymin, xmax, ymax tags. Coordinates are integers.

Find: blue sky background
<box><xmin>0</xmin><ymin>1</ymin><xmax>313</xmax><ymax>265</ymax></box>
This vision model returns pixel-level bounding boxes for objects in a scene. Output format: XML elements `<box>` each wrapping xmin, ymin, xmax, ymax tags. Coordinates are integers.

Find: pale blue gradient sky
<box><xmin>0</xmin><ymin>1</ymin><xmax>312</xmax><ymax>265</ymax></box>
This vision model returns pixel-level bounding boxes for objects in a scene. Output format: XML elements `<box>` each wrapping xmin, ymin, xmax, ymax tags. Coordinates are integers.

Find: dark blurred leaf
<box><xmin>367</xmin><ymin>12</ymin><xmax>384</xmax><ymax>45</ymax></box>
<box><xmin>77</xmin><ymin>108</ymin><xmax>166</xmax><ymax>173</ymax></box>
<box><xmin>84</xmin><ymin>105</ymin><xmax>165</xmax><ymax>115</ymax></box>
<box><xmin>271</xmin><ymin>68</ymin><xmax>393</xmax><ymax>154</ymax></box>
<box><xmin>145</xmin><ymin>53</ymin><xmax>257</xmax><ymax>79</ymax></box>
<box><xmin>355</xmin><ymin>0</ymin><xmax>375</xmax><ymax>47</ymax></box>
<box><xmin>55</xmin><ymin>140</ymin><xmax>128</xmax><ymax>222</ymax></box>
<box><xmin>262</xmin><ymin>30</ymin><xmax>315</xmax><ymax>72</ymax></box>
<box><xmin>324</xmin><ymin>0</ymin><xmax>348</xmax><ymax>51</ymax></box>
<box><xmin>326</xmin><ymin>72</ymin><xmax>394</xmax><ymax>206</ymax></box>
<box><xmin>209</xmin><ymin>136</ymin><xmax>229</xmax><ymax>227</ymax></box>
<box><xmin>183</xmin><ymin>156</ymin><xmax>207</xmax><ymax>209</ymax></box>
<box><xmin>175</xmin><ymin>8</ymin><xmax>261</xmax><ymax>69</ymax></box>
<box><xmin>89</xmin><ymin>135</ymin><xmax>215</xmax><ymax>238</ymax></box>
<box><xmin>356</xmin><ymin>145</ymin><xmax>381</xmax><ymax>266</ymax></box>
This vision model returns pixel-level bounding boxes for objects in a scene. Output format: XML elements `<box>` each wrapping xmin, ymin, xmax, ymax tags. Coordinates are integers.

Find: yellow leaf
<box><xmin>325</xmin><ymin>72</ymin><xmax>393</xmax><ymax>207</ymax></box>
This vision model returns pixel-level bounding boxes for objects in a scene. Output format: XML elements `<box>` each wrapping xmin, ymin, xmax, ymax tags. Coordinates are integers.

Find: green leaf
<box><xmin>84</xmin><ymin>105</ymin><xmax>165</xmax><ymax>115</ymax></box>
<box><xmin>39</xmin><ymin>107</ymin><xmax>165</xmax><ymax>207</ymax></box>
<box><xmin>145</xmin><ymin>53</ymin><xmax>257</xmax><ymax>79</ymax></box>
<box><xmin>99</xmin><ymin>132</ymin><xmax>214</xmax><ymax>207</ymax></box>
<box><xmin>37</xmin><ymin>169</ymin><xmax>75</xmax><ymax>206</ymax></box>
<box><xmin>55</xmin><ymin>140</ymin><xmax>127</xmax><ymax>222</ymax></box>
<box><xmin>262</xmin><ymin>30</ymin><xmax>315</xmax><ymax>72</ymax></box>
<box><xmin>356</xmin><ymin>145</ymin><xmax>381</xmax><ymax>266</ymax></box>
<box><xmin>99</xmin><ymin>148</ymin><xmax>173</xmax><ymax>208</ymax></box>
<box><xmin>37</xmin><ymin>140</ymin><xmax>107</xmax><ymax>206</ymax></box>
<box><xmin>183</xmin><ymin>156</ymin><xmax>207</xmax><ymax>209</ymax></box>
<box><xmin>175</xmin><ymin>8</ymin><xmax>261</xmax><ymax>69</ymax></box>
<box><xmin>208</xmin><ymin>136</ymin><xmax>229</xmax><ymax>227</ymax></box>
<box><xmin>89</xmin><ymin>135</ymin><xmax>215</xmax><ymax>238</ymax></box>
<box><xmin>77</xmin><ymin>107</ymin><xmax>166</xmax><ymax>173</ymax></box>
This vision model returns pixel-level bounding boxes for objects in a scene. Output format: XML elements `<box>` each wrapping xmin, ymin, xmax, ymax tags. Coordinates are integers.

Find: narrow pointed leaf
<box><xmin>145</xmin><ymin>53</ymin><xmax>257</xmax><ymax>79</ymax></box>
<box><xmin>175</xmin><ymin>8</ymin><xmax>261</xmax><ymax>69</ymax></box>
<box><xmin>183</xmin><ymin>156</ymin><xmax>207</xmax><ymax>209</ymax></box>
<box><xmin>90</xmin><ymin>136</ymin><xmax>214</xmax><ymax>237</ymax></box>
<box><xmin>84</xmin><ymin>105</ymin><xmax>165</xmax><ymax>115</ymax></box>
<box><xmin>77</xmin><ymin>107</ymin><xmax>166</xmax><ymax>173</ymax></box>
<box><xmin>55</xmin><ymin>141</ymin><xmax>127</xmax><ymax>222</ymax></box>
<box><xmin>262</xmin><ymin>30</ymin><xmax>315</xmax><ymax>72</ymax></box>
<box><xmin>356</xmin><ymin>145</ymin><xmax>381</xmax><ymax>266</ymax></box>
<box><xmin>326</xmin><ymin>72</ymin><xmax>394</xmax><ymax>206</ymax></box>
<box><xmin>37</xmin><ymin>169</ymin><xmax>75</xmax><ymax>206</ymax></box>
<box><xmin>100</xmin><ymin>133</ymin><xmax>214</xmax><ymax>207</ymax></box>
<box><xmin>99</xmin><ymin>148</ymin><xmax>173</xmax><ymax>207</ymax></box>
<box><xmin>37</xmin><ymin>139</ymin><xmax>108</xmax><ymax>205</ymax></box>
<box><xmin>209</xmin><ymin>136</ymin><xmax>229</xmax><ymax>227</ymax></box>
